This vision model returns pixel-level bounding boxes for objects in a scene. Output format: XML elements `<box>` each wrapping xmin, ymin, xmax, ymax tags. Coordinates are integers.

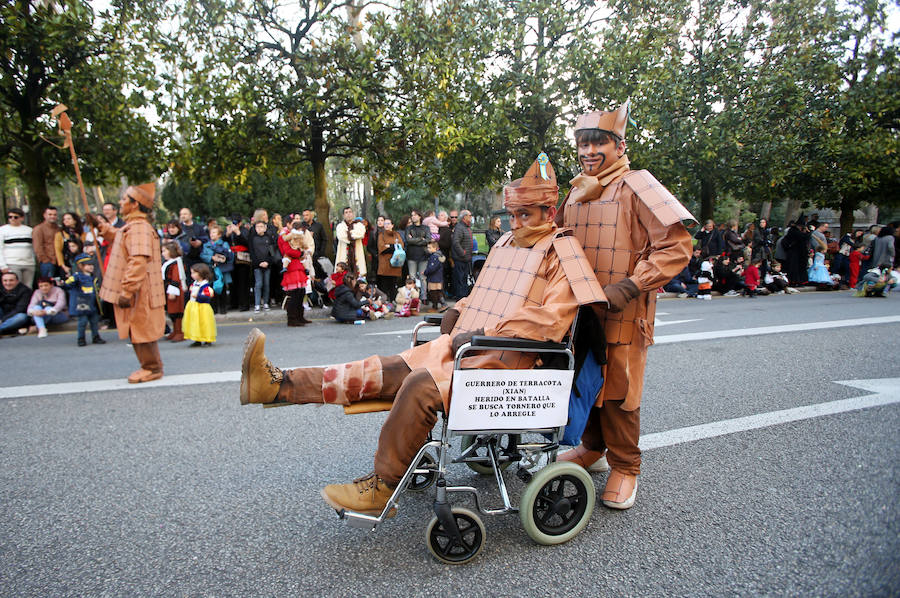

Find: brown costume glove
<box><xmin>602</xmin><ymin>279</ymin><xmax>640</xmax><ymax>313</ymax></box>
<box><xmin>440</xmin><ymin>308</ymin><xmax>460</xmax><ymax>335</ymax></box>
<box><xmin>117</xmin><ymin>294</ymin><xmax>133</xmax><ymax>308</ymax></box>
<box><xmin>451</xmin><ymin>328</ymin><xmax>484</xmax><ymax>355</ymax></box>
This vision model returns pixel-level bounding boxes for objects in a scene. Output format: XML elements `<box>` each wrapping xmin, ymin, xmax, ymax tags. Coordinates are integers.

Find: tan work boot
<box><xmin>601</xmin><ymin>469</ymin><xmax>637</xmax><ymax>510</ymax></box>
<box><xmin>557</xmin><ymin>444</ymin><xmax>609</xmax><ymax>472</ymax></box>
<box><xmin>321</xmin><ymin>472</ymin><xmax>396</xmax><ymax>516</ymax></box>
<box><xmin>239</xmin><ymin>328</ymin><xmax>283</xmax><ymax>405</ymax></box>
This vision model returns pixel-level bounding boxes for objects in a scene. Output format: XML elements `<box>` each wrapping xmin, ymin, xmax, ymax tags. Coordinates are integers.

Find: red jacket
<box><xmin>277</xmin><ymin>235</ymin><xmax>308</xmax><ymax>290</ymax></box>
<box><xmin>743</xmin><ymin>264</ymin><xmax>760</xmax><ymax>290</ymax></box>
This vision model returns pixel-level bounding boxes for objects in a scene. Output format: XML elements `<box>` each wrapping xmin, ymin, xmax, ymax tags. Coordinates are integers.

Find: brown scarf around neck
<box><xmin>569</xmin><ymin>156</ymin><xmax>631</xmax><ymax>203</ymax></box>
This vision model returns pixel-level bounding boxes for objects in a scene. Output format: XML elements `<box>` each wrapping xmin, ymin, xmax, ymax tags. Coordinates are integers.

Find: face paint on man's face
<box><xmin>577</xmin><ymin>138</ymin><xmax>619</xmax><ymax>177</ymax></box>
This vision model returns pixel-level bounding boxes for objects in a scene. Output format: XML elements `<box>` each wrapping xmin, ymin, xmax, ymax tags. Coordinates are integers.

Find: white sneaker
<box><xmin>254</xmin><ymin>305</ymin><xmax>261</xmax><ymax>313</ymax></box>
<box><xmin>263</xmin><ymin>304</ymin><xmax>270</xmax><ymax>311</ymax></box>
<box><xmin>37</xmin><ymin>328</ymin><xmax>48</xmax><ymax>338</ymax></box>
<box><xmin>724</xmin><ymin>290</ymin><xmax>739</xmax><ymax>296</ymax></box>
<box><xmin>677</xmin><ymin>292</ymin><xmax>688</xmax><ymax>298</ymax></box>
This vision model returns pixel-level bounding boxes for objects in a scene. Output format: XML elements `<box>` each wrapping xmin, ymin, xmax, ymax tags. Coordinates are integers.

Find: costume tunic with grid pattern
<box><xmin>400</xmin><ymin>226</ymin><xmax>605</xmax><ymax>408</ymax></box>
<box><xmin>97</xmin><ymin>213</ymin><xmax>165</xmax><ymax>343</ymax></box>
<box><xmin>560</xmin><ymin>168</ymin><xmax>696</xmax><ymax>409</ymax></box>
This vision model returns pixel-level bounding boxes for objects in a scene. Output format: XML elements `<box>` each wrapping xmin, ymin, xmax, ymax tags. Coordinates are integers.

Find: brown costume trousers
<box><xmin>275</xmin><ymin>355</ymin><xmax>442</xmax><ymax>486</ymax></box>
<box><xmin>581</xmin><ymin>400</ymin><xmax>641</xmax><ymax>475</ymax></box>
<box><xmin>132</xmin><ymin>341</ymin><xmax>163</xmax><ymax>374</ymax></box>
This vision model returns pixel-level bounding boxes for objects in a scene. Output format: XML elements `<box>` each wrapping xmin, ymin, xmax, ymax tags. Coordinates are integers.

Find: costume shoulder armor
<box><xmin>551</xmin><ymin>232</ymin><xmax>608</xmax><ymax>306</ymax></box>
<box><xmin>494</xmin><ymin>230</ymin><xmax>515</xmax><ymax>247</ymax></box>
<box><xmin>623</xmin><ymin>170</ymin><xmax>698</xmax><ymax>227</ymax></box>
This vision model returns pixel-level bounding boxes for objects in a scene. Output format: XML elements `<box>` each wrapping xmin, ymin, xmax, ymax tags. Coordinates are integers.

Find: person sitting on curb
<box><xmin>237</xmin><ymin>155</ymin><xmax>606</xmax><ymax>516</ymax></box>
<box><xmin>0</xmin><ymin>271</ymin><xmax>32</xmax><ymax>335</ymax></box>
<box><xmin>330</xmin><ymin>271</ymin><xmax>369</xmax><ymax>323</ymax></box>
<box><xmin>26</xmin><ymin>277</ymin><xmax>69</xmax><ymax>338</ymax></box>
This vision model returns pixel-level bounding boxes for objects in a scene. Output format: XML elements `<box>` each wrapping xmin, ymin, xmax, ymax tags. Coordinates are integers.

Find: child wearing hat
<box><xmin>64</xmin><ymin>253</ymin><xmax>106</xmax><ymax>346</ymax></box>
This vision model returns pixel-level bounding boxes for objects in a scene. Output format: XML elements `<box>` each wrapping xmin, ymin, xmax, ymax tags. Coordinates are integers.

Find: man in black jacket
<box><xmin>450</xmin><ymin>209</ymin><xmax>473</xmax><ymax>299</ymax></box>
<box><xmin>0</xmin><ymin>271</ymin><xmax>32</xmax><ymax>334</ymax></box>
<box><xmin>302</xmin><ymin>209</ymin><xmax>325</xmax><ymax>257</ymax></box>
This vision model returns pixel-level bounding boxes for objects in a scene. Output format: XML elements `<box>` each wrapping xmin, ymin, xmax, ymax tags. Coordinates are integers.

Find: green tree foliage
<box><xmin>0</xmin><ymin>0</ymin><xmax>167</xmax><ymax>218</ymax></box>
<box><xmin>580</xmin><ymin>0</ymin><xmax>766</xmax><ymax>220</ymax></box>
<box><xmin>161</xmin><ymin>167</ymin><xmax>315</xmax><ymax>222</ymax></box>
<box><xmin>579</xmin><ymin>0</ymin><xmax>898</xmax><ymax>228</ymax></box>
<box><xmin>163</xmin><ymin>0</ymin><xmax>393</xmax><ymax>251</ymax></box>
<box><xmin>750</xmin><ymin>0</ymin><xmax>900</xmax><ymax>233</ymax></box>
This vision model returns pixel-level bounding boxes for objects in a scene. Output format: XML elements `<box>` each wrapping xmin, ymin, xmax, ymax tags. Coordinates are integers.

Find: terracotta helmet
<box><xmin>574</xmin><ymin>100</ymin><xmax>630</xmax><ymax>140</ymax></box>
<box><xmin>124</xmin><ymin>183</ymin><xmax>156</xmax><ymax>209</ymax></box>
<box><xmin>503</xmin><ymin>153</ymin><xmax>558</xmax><ymax>209</ymax></box>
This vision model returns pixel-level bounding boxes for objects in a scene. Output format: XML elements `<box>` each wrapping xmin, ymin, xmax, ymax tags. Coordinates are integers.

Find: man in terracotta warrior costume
<box><xmin>85</xmin><ymin>184</ymin><xmax>166</xmax><ymax>383</ymax></box>
<box><xmin>556</xmin><ymin>102</ymin><xmax>696</xmax><ymax>510</ymax></box>
<box><xmin>239</xmin><ymin>156</ymin><xmax>607</xmax><ymax>515</ymax></box>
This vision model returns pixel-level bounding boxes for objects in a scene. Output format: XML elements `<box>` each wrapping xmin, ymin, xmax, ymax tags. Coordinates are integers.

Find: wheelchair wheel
<box><xmin>520</xmin><ymin>462</ymin><xmax>595</xmax><ymax>545</ymax></box>
<box><xmin>425</xmin><ymin>507</ymin><xmax>485</xmax><ymax>565</ymax></box>
<box><xmin>407</xmin><ymin>451</ymin><xmax>438</xmax><ymax>493</ymax></box>
<box><xmin>459</xmin><ymin>434</ymin><xmax>519</xmax><ymax>475</ymax></box>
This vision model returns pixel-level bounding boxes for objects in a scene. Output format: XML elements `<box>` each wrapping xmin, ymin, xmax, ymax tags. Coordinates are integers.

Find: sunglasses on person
<box><xmin>7</xmin><ymin>214</ymin><xmax>21</xmax><ymax>220</ymax></box>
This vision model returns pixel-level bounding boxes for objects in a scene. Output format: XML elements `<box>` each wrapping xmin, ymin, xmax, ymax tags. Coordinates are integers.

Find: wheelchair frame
<box><xmin>334</xmin><ymin>313</ymin><xmax>596</xmax><ymax>564</ymax></box>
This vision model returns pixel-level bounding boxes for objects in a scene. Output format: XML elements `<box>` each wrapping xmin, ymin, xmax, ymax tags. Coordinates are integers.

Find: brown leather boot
<box><xmin>239</xmin><ymin>328</ymin><xmax>283</xmax><ymax>405</ymax></box>
<box><xmin>557</xmin><ymin>444</ymin><xmax>609</xmax><ymax>472</ymax></box>
<box><xmin>169</xmin><ymin>317</ymin><xmax>184</xmax><ymax>342</ymax></box>
<box><xmin>129</xmin><ymin>342</ymin><xmax>164</xmax><ymax>383</ymax></box>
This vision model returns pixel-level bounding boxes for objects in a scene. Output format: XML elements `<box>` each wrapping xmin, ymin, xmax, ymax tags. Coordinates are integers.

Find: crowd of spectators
<box><xmin>667</xmin><ymin>216</ymin><xmax>899</xmax><ymax>298</ymax></box>
<box><xmin>0</xmin><ymin>201</ymin><xmax>485</xmax><ymax>337</ymax></box>
<box><xmin>3</xmin><ymin>202</ymin><xmax>897</xmax><ymax>339</ymax></box>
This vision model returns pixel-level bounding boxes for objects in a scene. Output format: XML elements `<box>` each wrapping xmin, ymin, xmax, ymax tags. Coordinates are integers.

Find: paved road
<box><xmin>1</xmin><ymin>292</ymin><xmax>898</xmax><ymax>597</ymax></box>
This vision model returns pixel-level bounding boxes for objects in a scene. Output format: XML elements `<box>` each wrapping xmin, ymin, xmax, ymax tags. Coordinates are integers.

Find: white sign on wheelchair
<box><xmin>448</xmin><ymin>369</ymin><xmax>574</xmax><ymax>432</ymax></box>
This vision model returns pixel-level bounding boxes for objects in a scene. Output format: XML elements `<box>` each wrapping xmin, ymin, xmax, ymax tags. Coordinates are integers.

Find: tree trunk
<box><xmin>784</xmin><ymin>199</ymin><xmax>803</xmax><ymax>228</ymax></box>
<box><xmin>21</xmin><ymin>145</ymin><xmax>51</xmax><ymax>221</ymax></box>
<box><xmin>312</xmin><ymin>157</ymin><xmax>332</xmax><ymax>259</ymax></box>
<box><xmin>839</xmin><ymin>195</ymin><xmax>857</xmax><ymax>236</ymax></box>
<box><xmin>700</xmin><ymin>173</ymin><xmax>715</xmax><ymax>223</ymax></box>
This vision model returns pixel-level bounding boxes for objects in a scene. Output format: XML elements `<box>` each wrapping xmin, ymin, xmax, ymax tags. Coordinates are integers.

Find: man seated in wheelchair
<box><xmin>239</xmin><ymin>154</ymin><xmax>607</xmax><ymax>515</ymax></box>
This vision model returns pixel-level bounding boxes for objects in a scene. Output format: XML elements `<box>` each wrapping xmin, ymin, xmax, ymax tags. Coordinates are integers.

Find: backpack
<box><xmin>390</xmin><ymin>243</ymin><xmax>406</xmax><ymax>268</ymax></box>
<box><xmin>212</xmin><ymin>266</ymin><xmax>224</xmax><ymax>294</ymax></box>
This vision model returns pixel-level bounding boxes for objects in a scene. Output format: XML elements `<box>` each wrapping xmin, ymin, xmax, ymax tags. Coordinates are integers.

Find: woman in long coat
<box><xmin>376</xmin><ymin>217</ymin><xmax>403</xmax><ymax>300</ymax></box>
<box><xmin>781</xmin><ymin>219</ymin><xmax>811</xmax><ymax>286</ymax></box>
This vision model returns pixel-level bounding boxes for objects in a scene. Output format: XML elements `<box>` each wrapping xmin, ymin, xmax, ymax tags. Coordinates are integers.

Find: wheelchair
<box><xmin>332</xmin><ymin>313</ymin><xmax>596</xmax><ymax>565</ymax></box>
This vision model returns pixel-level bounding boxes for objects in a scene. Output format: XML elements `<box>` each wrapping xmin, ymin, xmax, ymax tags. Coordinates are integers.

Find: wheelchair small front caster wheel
<box><xmin>407</xmin><ymin>451</ymin><xmax>438</xmax><ymax>493</ymax></box>
<box><xmin>520</xmin><ymin>461</ymin><xmax>595</xmax><ymax>545</ymax></box>
<box><xmin>459</xmin><ymin>434</ymin><xmax>519</xmax><ymax>475</ymax></box>
<box><xmin>425</xmin><ymin>507</ymin><xmax>485</xmax><ymax>565</ymax></box>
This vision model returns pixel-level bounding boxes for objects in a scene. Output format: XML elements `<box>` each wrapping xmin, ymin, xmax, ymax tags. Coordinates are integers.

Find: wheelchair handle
<box><xmin>469</xmin><ymin>336</ymin><xmax>567</xmax><ymax>352</ymax></box>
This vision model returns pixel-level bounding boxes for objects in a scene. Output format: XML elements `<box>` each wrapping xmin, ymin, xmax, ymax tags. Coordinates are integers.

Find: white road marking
<box><xmin>4</xmin><ymin>316</ymin><xmax>899</xmax><ymax>400</ymax></box>
<box><xmin>0</xmin><ymin>371</ymin><xmax>242</xmax><ymax>399</ymax></box>
<box><xmin>640</xmin><ymin>378</ymin><xmax>900</xmax><ymax>450</ymax></box>
<box><xmin>653</xmin><ymin>315</ymin><xmax>900</xmax><ymax>344</ymax></box>
<box><xmin>654</xmin><ymin>318</ymin><xmax>702</xmax><ymax>327</ymax></box>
